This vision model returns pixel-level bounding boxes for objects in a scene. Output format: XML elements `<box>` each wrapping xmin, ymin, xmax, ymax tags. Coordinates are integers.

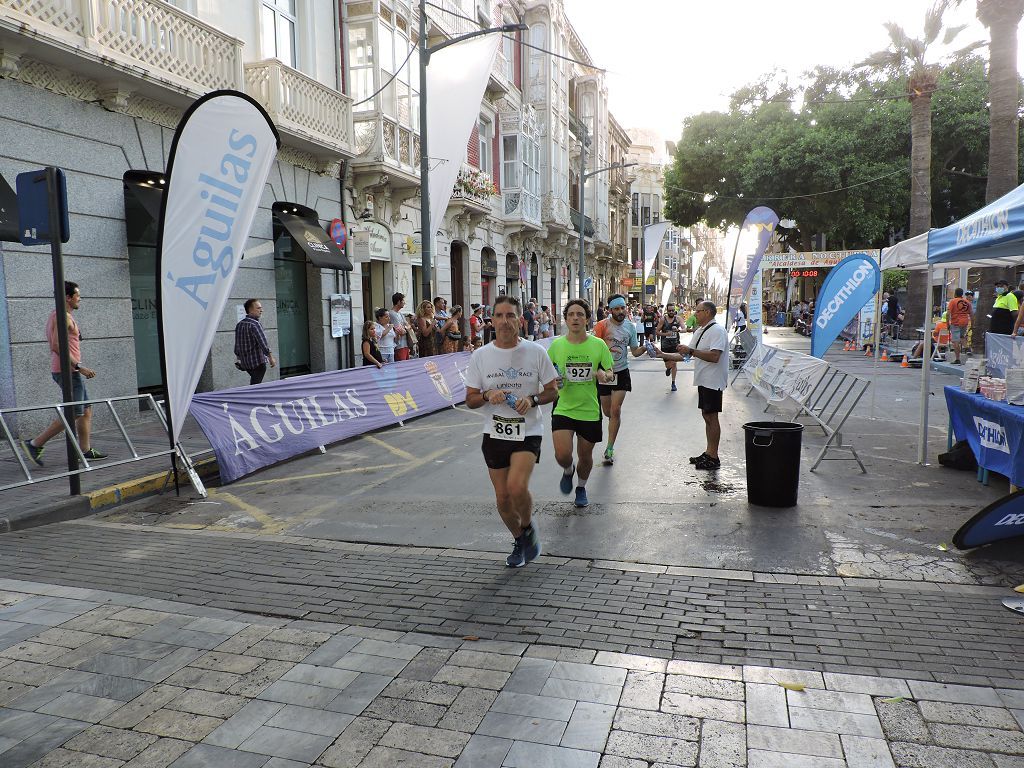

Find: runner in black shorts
<box><xmin>547</xmin><ymin>299</ymin><xmax>614</xmax><ymax>507</ymax></box>
<box><xmin>593</xmin><ymin>295</ymin><xmax>646</xmax><ymax>465</ymax></box>
<box><xmin>657</xmin><ymin>304</ymin><xmax>682</xmax><ymax>392</ymax></box>
<box><xmin>465</xmin><ymin>296</ymin><xmax>559</xmax><ymax>567</ymax></box>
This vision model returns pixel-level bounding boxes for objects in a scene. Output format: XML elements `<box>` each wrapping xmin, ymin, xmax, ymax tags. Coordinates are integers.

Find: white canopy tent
<box><xmin>879</xmin><ymin>184</ymin><xmax>1024</xmax><ymax>464</ymax></box>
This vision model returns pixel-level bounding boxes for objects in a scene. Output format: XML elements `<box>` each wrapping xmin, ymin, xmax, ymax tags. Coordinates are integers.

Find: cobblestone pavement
<box><xmin>2</xmin><ymin>577</ymin><xmax>1024</xmax><ymax>768</ymax></box>
<box><xmin>0</xmin><ymin>522</ymin><xmax>1021</xmax><ymax>689</ymax></box>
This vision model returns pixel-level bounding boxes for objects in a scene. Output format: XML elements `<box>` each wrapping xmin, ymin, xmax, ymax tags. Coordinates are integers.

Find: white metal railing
<box><xmin>503</xmin><ymin>188</ymin><xmax>540</xmax><ymax>226</ymax></box>
<box><xmin>245</xmin><ymin>58</ymin><xmax>353</xmax><ymax>155</ymax></box>
<box><xmin>0</xmin><ymin>0</ymin><xmax>243</xmax><ymax>93</ymax></box>
<box><xmin>451</xmin><ymin>163</ymin><xmax>496</xmax><ymax>207</ymax></box>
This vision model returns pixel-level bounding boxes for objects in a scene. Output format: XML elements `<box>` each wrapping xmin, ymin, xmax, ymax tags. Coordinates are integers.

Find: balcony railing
<box><xmin>451</xmin><ymin>164</ymin><xmax>497</xmax><ymax>209</ymax></box>
<box><xmin>503</xmin><ymin>188</ymin><xmax>541</xmax><ymax>227</ymax></box>
<box><xmin>427</xmin><ymin>0</ymin><xmax>477</xmax><ymax>39</ymax></box>
<box><xmin>0</xmin><ymin>0</ymin><xmax>243</xmax><ymax>94</ymax></box>
<box><xmin>245</xmin><ymin>59</ymin><xmax>353</xmax><ymax>156</ymax></box>
<box><xmin>570</xmin><ymin>208</ymin><xmax>595</xmax><ymax>238</ymax></box>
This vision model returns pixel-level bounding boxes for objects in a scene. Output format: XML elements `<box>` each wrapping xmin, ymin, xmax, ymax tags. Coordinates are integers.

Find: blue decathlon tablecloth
<box><xmin>945</xmin><ymin>386</ymin><xmax>1024</xmax><ymax>487</ymax></box>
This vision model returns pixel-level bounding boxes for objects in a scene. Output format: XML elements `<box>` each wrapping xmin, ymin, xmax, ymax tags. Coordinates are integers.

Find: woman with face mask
<box><xmin>991</xmin><ymin>280</ymin><xmax>1020</xmax><ymax>336</ymax></box>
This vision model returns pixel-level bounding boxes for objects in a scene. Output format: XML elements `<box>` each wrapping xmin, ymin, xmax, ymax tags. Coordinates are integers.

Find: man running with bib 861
<box><xmin>593</xmin><ymin>294</ymin><xmax>648</xmax><ymax>465</ymax></box>
<box><xmin>465</xmin><ymin>295</ymin><xmax>559</xmax><ymax>567</ymax></box>
<box><xmin>547</xmin><ymin>299</ymin><xmax>615</xmax><ymax>508</ymax></box>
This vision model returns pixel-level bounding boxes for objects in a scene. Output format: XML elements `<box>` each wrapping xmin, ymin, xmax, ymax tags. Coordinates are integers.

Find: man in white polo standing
<box><xmin>657</xmin><ymin>300</ymin><xmax>728</xmax><ymax>470</ymax></box>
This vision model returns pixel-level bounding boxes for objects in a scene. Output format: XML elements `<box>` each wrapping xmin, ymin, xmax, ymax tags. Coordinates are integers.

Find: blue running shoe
<box><xmin>505</xmin><ymin>535</ymin><xmax>526</xmax><ymax>568</ymax></box>
<box><xmin>559</xmin><ymin>465</ymin><xmax>575</xmax><ymax>494</ymax></box>
<box><xmin>671</xmin><ymin>382</ymin><xmax>677</xmax><ymax>392</ymax></box>
<box><xmin>574</xmin><ymin>487</ymin><xmax>589</xmax><ymax>508</ymax></box>
<box><xmin>523</xmin><ymin>524</ymin><xmax>541</xmax><ymax>563</ymax></box>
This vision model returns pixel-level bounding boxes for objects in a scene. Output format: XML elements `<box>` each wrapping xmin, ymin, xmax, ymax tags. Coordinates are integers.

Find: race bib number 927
<box><xmin>566</xmin><ymin>362</ymin><xmax>593</xmax><ymax>382</ymax></box>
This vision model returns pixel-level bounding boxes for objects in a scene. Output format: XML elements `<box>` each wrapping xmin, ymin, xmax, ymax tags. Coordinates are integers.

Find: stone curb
<box><xmin>0</xmin><ymin>458</ymin><xmax>219</xmax><ymax>534</ymax></box>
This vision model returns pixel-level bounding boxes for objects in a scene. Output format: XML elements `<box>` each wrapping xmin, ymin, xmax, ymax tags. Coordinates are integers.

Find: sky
<box><xmin>561</xmin><ymin>0</ymin><xmax>1010</xmax><ymax>158</ymax></box>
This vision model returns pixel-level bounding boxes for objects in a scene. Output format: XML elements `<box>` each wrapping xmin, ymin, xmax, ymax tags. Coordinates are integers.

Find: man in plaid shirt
<box><xmin>234</xmin><ymin>298</ymin><xmax>276</xmax><ymax>385</ymax></box>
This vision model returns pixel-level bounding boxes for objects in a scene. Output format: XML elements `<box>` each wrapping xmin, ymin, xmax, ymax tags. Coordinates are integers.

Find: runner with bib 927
<box><xmin>465</xmin><ymin>295</ymin><xmax>559</xmax><ymax>568</ymax></box>
<box><xmin>547</xmin><ymin>299</ymin><xmax>615</xmax><ymax>508</ymax></box>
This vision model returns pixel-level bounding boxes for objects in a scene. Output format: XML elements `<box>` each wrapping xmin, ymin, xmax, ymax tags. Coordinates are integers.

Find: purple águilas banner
<box><xmin>189</xmin><ymin>352</ymin><xmax>471</xmax><ymax>483</ymax></box>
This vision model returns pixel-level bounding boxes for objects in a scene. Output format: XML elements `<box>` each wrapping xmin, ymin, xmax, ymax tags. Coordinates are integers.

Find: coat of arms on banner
<box><xmin>425</xmin><ymin>360</ymin><xmax>452</xmax><ymax>400</ymax></box>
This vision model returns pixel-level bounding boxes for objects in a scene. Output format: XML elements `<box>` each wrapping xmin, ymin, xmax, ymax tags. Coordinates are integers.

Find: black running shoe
<box><xmin>694</xmin><ymin>455</ymin><xmax>721</xmax><ymax>471</ymax></box>
<box><xmin>506</xmin><ymin>535</ymin><xmax>527</xmax><ymax>568</ymax></box>
<box><xmin>82</xmin><ymin>448</ymin><xmax>107</xmax><ymax>460</ymax></box>
<box><xmin>689</xmin><ymin>452</ymin><xmax>709</xmax><ymax>465</ymax></box>
<box><xmin>23</xmin><ymin>440</ymin><xmax>44</xmax><ymax>467</ymax></box>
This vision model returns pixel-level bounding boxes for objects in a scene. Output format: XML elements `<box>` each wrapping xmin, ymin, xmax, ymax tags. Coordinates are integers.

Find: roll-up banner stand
<box><xmin>156</xmin><ymin>91</ymin><xmax>281</xmax><ymax>488</ymax></box>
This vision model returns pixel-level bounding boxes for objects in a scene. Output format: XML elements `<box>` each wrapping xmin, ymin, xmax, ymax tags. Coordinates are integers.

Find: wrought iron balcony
<box><xmin>503</xmin><ymin>188</ymin><xmax>541</xmax><ymax>228</ymax></box>
<box><xmin>450</xmin><ymin>163</ymin><xmax>497</xmax><ymax>212</ymax></box>
<box><xmin>426</xmin><ymin>0</ymin><xmax>477</xmax><ymax>39</ymax></box>
<box><xmin>570</xmin><ymin>208</ymin><xmax>595</xmax><ymax>238</ymax></box>
<box><xmin>0</xmin><ymin>0</ymin><xmax>243</xmax><ymax>97</ymax></box>
<box><xmin>244</xmin><ymin>59</ymin><xmax>354</xmax><ymax>157</ymax></box>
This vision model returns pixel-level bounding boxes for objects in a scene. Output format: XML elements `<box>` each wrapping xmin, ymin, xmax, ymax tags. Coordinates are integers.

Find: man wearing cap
<box><xmin>992</xmin><ymin>279</ymin><xmax>1019</xmax><ymax>336</ymax></box>
<box><xmin>593</xmin><ymin>293</ymin><xmax>648</xmax><ymax>465</ymax></box>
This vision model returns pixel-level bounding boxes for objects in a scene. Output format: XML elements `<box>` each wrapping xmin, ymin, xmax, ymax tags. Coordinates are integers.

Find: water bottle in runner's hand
<box><xmin>504</xmin><ymin>392</ymin><xmax>518</xmax><ymax>409</ymax></box>
<box><xmin>645</xmin><ymin>340</ymin><xmax>658</xmax><ymax>358</ymax></box>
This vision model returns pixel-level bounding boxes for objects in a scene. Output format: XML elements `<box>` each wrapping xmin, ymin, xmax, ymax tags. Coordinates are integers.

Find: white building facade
<box><xmin>0</xmin><ymin>0</ymin><xmax>356</xmax><ymax>429</ymax></box>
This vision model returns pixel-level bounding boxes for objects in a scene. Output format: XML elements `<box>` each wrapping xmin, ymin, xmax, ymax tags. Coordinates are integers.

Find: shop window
<box><xmin>123</xmin><ymin>171</ymin><xmax>166</xmax><ymax>395</ymax></box>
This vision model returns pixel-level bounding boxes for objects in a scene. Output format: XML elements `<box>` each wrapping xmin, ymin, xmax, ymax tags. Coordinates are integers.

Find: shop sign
<box><xmin>351</xmin><ymin>220</ymin><xmax>390</xmax><ymax>262</ymax></box>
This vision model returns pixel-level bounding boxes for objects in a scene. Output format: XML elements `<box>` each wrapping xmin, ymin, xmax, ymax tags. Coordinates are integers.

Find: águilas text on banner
<box><xmin>158</xmin><ymin>91</ymin><xmax>281</xmax><ymax>445</ymax></box>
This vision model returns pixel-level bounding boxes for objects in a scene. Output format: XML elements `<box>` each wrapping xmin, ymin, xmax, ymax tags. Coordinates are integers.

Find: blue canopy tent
<box><xmin>881</xmin><ymin>183</ymin><xmax>1024</xmax><ymax>463</ymax></box>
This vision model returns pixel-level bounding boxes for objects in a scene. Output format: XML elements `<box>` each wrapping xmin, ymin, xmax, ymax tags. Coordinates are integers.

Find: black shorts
<box><xmin>481</xmin><ymin>434</ymin><xmax>542</xmax><ymax>469</ymax></box>
<box><xmin>597</xmin><ymin>368</ymin><xmax>632</xmax><ymax>396</ymax></box>
<box><xmin>662</xmin><ymin>338</ymin><xmax>679</xmax><ymax>354</ymax></box>
<box><xmin>551</xmin><ymin>414</ymin><xmax>603</xmax><ymax>444</ymax></box>
<box><xmin>697</xmin><ymin>385</ymin><xmax>723</xmax><ymax>413</ymax></box>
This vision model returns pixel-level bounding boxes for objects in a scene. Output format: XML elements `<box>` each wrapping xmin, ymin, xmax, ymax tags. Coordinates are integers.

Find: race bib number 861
<box><xmin>491</xmin><ymin>415</ymin><xmax>526</xmax><ymax>441</ymax></box>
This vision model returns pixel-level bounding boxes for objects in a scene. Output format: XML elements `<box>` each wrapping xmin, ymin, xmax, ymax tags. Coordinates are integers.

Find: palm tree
<box><xmin>967</xmin><ymin>0</ymin><xmax>1024</xmax><ymax>345</ymax></box>
<box><xmin>859</xmin><ymin>1</ymin><xmax>982</xmax><ymax>328</ymax></box>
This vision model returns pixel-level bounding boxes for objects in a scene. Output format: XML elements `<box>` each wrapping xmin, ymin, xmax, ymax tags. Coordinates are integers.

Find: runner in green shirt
<box><xmin>547</xmin><ymin>299</ymin><xmax>615</xmax><ymax>508</ymax></box>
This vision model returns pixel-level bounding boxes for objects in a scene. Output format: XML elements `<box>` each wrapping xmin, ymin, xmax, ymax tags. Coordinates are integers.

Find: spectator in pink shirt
<box><xmin>23</xmin><ymin>281</ymin><xmax>106</xmax><ymax>466</ymax></box>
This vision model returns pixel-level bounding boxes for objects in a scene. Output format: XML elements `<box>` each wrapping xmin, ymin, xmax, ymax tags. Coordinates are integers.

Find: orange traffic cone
<box><xmin>881</xmin><ymin>348</ymin><xmax>889</xmax><ymax>362</ymax></box>
<box><xmin>842</xmin><ymin>340</ymin><xmax>849</xmax><ymax>351</ymax></box>
<box><xmin>901</xmin><ymin>355</ymin><xmax>909</xmax><ymax>368</ymax></box>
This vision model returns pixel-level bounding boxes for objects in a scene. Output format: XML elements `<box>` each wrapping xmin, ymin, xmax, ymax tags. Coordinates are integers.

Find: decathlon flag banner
<box><xmin>985</xmin><ymin>332</ymin><xmax>1024</xmax><ymax>377</ymax></box>
<box><xmin>945</xmin><ymin>385</ymin><xmax>1024</xmax><ymax>490</ymax></box>
<box><xmin>427</xmin><ymin>34</ymin><xmax>500</xmax><ymax>244</ymax></box>
<box><xmin>158</xmin><ymin>91</ymin><xmax>280</xmax><ymax>443</ymax></box>
<box><xmin>810</xmin><ymin>253</ymin><xmax>880</xmax><ymax>359</ymax></box>
<box><xmin>953</xmin><ymin>489</ymin><xmax>1024</xmax><ymax>549</ymax></box>
<box><xmin>742</xmin><ymin>342</ymin><xmax>828</xmax><ymax>404</ymax></box>
<box><xmin>642</xmin><ymin>222</ymin><xmax>671</xmax><ymax>285</ymax></box>
<box><xmin>190</xmin><ymin>352</ymin><xmax>471</xmax><ymax>483</ymax></box>
<box><xmin>736</xmin><ymin>206</ymin><xmax>779</xmax><ymax>300</ymax></box>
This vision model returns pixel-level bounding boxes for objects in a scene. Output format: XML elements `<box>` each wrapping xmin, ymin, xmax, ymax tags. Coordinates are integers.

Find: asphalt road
<box><xmin>101</xmin><ymin>332</ymin><xmax>1023</xmax><ymax>586</ymax></box>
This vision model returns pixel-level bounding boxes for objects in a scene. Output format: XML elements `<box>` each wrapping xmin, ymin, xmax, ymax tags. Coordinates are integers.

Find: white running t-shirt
<box><xmin>465</xmin><ymin>339</ymin><xmax>558</xmax><ymax>438</ymax></box>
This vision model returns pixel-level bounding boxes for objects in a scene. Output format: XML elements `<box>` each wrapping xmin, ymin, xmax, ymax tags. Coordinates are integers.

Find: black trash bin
<box><xmin>742</xmin><ymin>421</ymin><xmax>804</xmax><ymax>507</ymax></box>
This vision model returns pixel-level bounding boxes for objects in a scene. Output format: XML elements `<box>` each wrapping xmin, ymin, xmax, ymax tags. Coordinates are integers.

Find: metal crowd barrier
<box><xmin>0</xmin><ymin>394</ymin><xmax>207</xmax><ymax>496</ymax></box>
<box><xmin>739</xmin><ymin>356</ymin><xmax>870</xmax><ymax>474</ymax></box>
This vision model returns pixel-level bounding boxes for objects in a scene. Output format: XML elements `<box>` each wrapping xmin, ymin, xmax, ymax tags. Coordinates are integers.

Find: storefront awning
<box><xmin>277</xmin><ymin>212</ymin><xmax>352</xmax><ymax>271</ymax></box>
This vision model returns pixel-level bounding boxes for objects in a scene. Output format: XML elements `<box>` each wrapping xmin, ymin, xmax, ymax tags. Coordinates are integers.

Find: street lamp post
<box><xmin>417</xmin><ymin>0</ymin><xmax>525</xmax><ymax>304</ymax></box>
<box><xmin>576</xmin><ymin>120</ymin><xmax>635</xmax><ymax>301</ymax></box>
